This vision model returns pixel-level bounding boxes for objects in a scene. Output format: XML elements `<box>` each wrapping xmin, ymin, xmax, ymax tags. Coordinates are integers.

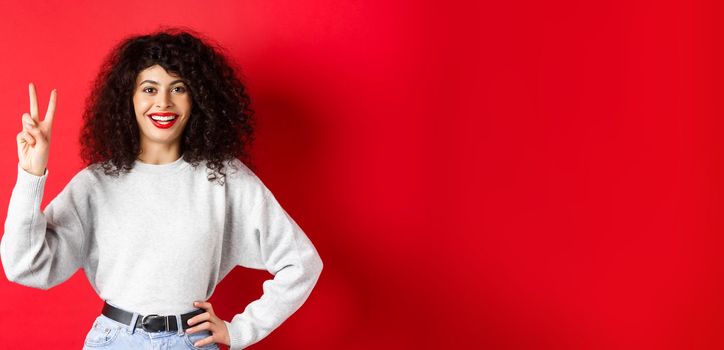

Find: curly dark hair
<box><xmin>79</xmin><ymin>26</ymin><xmax>255</xmax><ymax>185</ymax></box>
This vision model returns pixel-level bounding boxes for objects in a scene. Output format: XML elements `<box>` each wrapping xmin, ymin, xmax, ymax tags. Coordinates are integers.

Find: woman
<box><xmin>1</xmin><ymin>28</ymin><xmax>323</xmax><ymax>350</ymax></box>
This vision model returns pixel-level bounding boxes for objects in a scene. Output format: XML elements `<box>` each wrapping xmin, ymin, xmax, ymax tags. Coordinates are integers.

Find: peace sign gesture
<box><xmin>16</xmin><ymin>83</ymin><xmax>57</xmax><ymax>177</ymax></box>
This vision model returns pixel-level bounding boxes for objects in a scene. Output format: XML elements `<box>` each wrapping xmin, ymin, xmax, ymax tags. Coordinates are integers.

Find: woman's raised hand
<box><xmin>16</xmin><ymin>83</ymin><xmax>56</xmax><ymax>177</ymax></box>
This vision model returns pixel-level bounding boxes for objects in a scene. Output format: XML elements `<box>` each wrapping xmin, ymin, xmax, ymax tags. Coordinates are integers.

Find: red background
<box><xmin>1</xmin><ymin>0</ymin><xmax>722</xmax><ymax>349</ymax></box>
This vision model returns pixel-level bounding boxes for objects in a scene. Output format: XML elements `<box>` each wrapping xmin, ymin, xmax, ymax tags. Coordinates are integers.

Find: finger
<box><xmin>17</xmin><ymin>131</ymin><xmax>27</xmax><ymax>145</ymax></box>
<box><xmin>26</xmin><ymin>125</ymin><xmax>43</xmax><ymax>144</ymax></box>
<box><xmin>22</xmin><ymin>113</ymin><xmax>36</xmax><ymax>130</ymax></box>
<box><xmin>26</xmin><ymin>122</ymin><xmax>41</xmax><ymax>136</ymax></box>
<box><xmin>194</xmin><ymin>301</ymin><xmax>213</xmax><ymax>311</ymax></box>
<box><xmin>19</xmin><ymin>130</ymin><xmax>36</xmax><ymax>145</ymax></box>
<box><xmin>26</xmin><ymin>132</ymin><xmax>36</xmax><ymax>145</ymax></box>
<box><xmin>186</xmin><ymin>321</ymin><xmax>211</xmax><ymax>334</ymax></box>
<box><xmin>45</xmin><ymin>89</ymin><xmax>57</xmax><ymax>128</ymax></box>
<box><xmin>194</xmin><ymin>335</ymin><xmax>216</xmax><ymax>348</ymax></box>
<box><xmin>17</xmin><ymin>132</ymin><xmax>27</xmax><ymax>160</ymax></box>
<box><xmin>29</xmin><ymin>82</ymin><xmax>39</xmax><ymax>122</ymax></box>
<box><xmin>187</xmin><ymin>312</ymin><xmax>210</xmax><ymax>326</ymax></box>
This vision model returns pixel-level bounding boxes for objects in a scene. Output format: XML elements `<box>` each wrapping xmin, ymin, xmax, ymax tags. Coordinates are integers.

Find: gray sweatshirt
<box><xmin>0</xmin><ymin>156</ymin><xmax>323</xmax><ymax>350</ymax></box>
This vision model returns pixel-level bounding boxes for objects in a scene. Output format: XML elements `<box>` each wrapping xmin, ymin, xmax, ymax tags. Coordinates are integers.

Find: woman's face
<box><xmin>132</xmin><ymin>64</ymin><xmax>192</xmax><ymax>150</ymax></box>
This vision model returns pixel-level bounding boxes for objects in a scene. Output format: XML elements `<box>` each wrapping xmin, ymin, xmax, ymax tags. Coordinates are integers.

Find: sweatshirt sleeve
<box><xmin>223</xmin><ymin>181</ymin><xmax>324</xmax><ymax>350</ymax></box>
<box><xmin>0</xmin><ymin>163</ymin><xmax>91</xmax><ymax>290</ymax></box>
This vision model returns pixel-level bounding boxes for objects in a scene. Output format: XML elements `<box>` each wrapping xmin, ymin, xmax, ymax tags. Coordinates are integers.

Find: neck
<box><xmin>137</xmin><ymin>141</ymin><xmax>182</xmax><ymax>165</ymax></box>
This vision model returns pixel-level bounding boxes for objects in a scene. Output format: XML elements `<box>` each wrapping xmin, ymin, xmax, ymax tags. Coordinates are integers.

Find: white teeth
<box><xmin>150</xmin><ymin>115</ymin><xmax>177</xmax><ymax>121</ymax></box>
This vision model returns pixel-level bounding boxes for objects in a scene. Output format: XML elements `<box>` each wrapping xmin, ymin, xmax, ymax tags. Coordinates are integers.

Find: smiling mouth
<box><xmin>147</xmin><ymin>114</ymin><xmax>179</xmax><ymax>129</ymax></box>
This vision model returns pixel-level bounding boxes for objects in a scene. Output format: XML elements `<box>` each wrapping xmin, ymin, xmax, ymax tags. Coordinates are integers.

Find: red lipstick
<box><xmin>147</xmin><ymin>112</ymin><xmax>179</xmax><ymax>129</ymax></box>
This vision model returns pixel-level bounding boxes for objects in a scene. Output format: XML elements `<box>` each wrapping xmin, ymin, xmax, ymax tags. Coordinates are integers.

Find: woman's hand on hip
<box><xmin>17</xmin><ymin>82</ymin><xmax>56</xmax><ymax>177</ymax></box>
<box><xmin>186</xmin><ymin>300</ymin><xmax>231</xmax><ymax>347</ymax></box>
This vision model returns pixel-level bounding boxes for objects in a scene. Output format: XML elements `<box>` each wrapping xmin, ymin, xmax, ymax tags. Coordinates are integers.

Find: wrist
<box><xmin>21</xmin><ymin>166</ymin><xmax>46</xmax><ymax>177</ymax></box>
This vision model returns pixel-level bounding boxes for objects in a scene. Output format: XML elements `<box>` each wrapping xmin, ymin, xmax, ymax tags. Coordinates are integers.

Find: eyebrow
<box><xmin>139</xmin><ymin>79</ymin><xmax>186</xmax><ymax>86</ymax></box>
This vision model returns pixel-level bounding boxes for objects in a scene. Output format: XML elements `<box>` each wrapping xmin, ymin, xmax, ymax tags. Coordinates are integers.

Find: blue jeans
<box><xmin>82</xmin><ymin>313</ymin><xmax>220</xmax><ymax>350</ymax></box>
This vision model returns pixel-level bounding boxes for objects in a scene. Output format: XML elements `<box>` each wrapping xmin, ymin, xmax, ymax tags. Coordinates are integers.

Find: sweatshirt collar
<box><xmin>132</xmin><ymin>154</ymin><xmax>189</xmax><ymax>174</ymax></box>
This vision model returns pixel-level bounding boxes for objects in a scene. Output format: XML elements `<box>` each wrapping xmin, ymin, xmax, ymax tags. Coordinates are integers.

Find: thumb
<box><xmin>25</xmin><ymin>124</ymin><xmax>46</xmax><ymax>144</ymax></box>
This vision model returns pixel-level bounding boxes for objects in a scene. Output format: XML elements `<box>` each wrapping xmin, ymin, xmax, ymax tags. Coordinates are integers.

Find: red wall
<box><xmin>1</xmin><ymin>1</ymin><xmax>722</xmax><ymax>349</ymax></box>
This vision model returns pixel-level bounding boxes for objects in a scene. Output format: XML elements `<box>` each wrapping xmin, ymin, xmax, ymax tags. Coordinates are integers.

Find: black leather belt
<box><xmin>102</xmin><ymin>300</ymin><xmax>205</xmax><ymax>333</ymax></box>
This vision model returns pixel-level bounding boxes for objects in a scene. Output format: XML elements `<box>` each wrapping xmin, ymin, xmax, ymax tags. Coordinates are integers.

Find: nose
<box><xmin>155</xmin><ymin>90</ymin><xmax>174</xmax><ymax>108</ymax></box>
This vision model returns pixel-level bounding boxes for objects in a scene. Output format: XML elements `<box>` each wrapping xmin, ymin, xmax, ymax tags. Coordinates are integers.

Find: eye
<box><xmin>142</xmin><ymin>87</ymin><xmax>156</xmax><ymax>93</ymax></box>
<box><xmin>173</xmin><ymin>86</ymin><xmax>187</xmax><ymax>93</ymax></box>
